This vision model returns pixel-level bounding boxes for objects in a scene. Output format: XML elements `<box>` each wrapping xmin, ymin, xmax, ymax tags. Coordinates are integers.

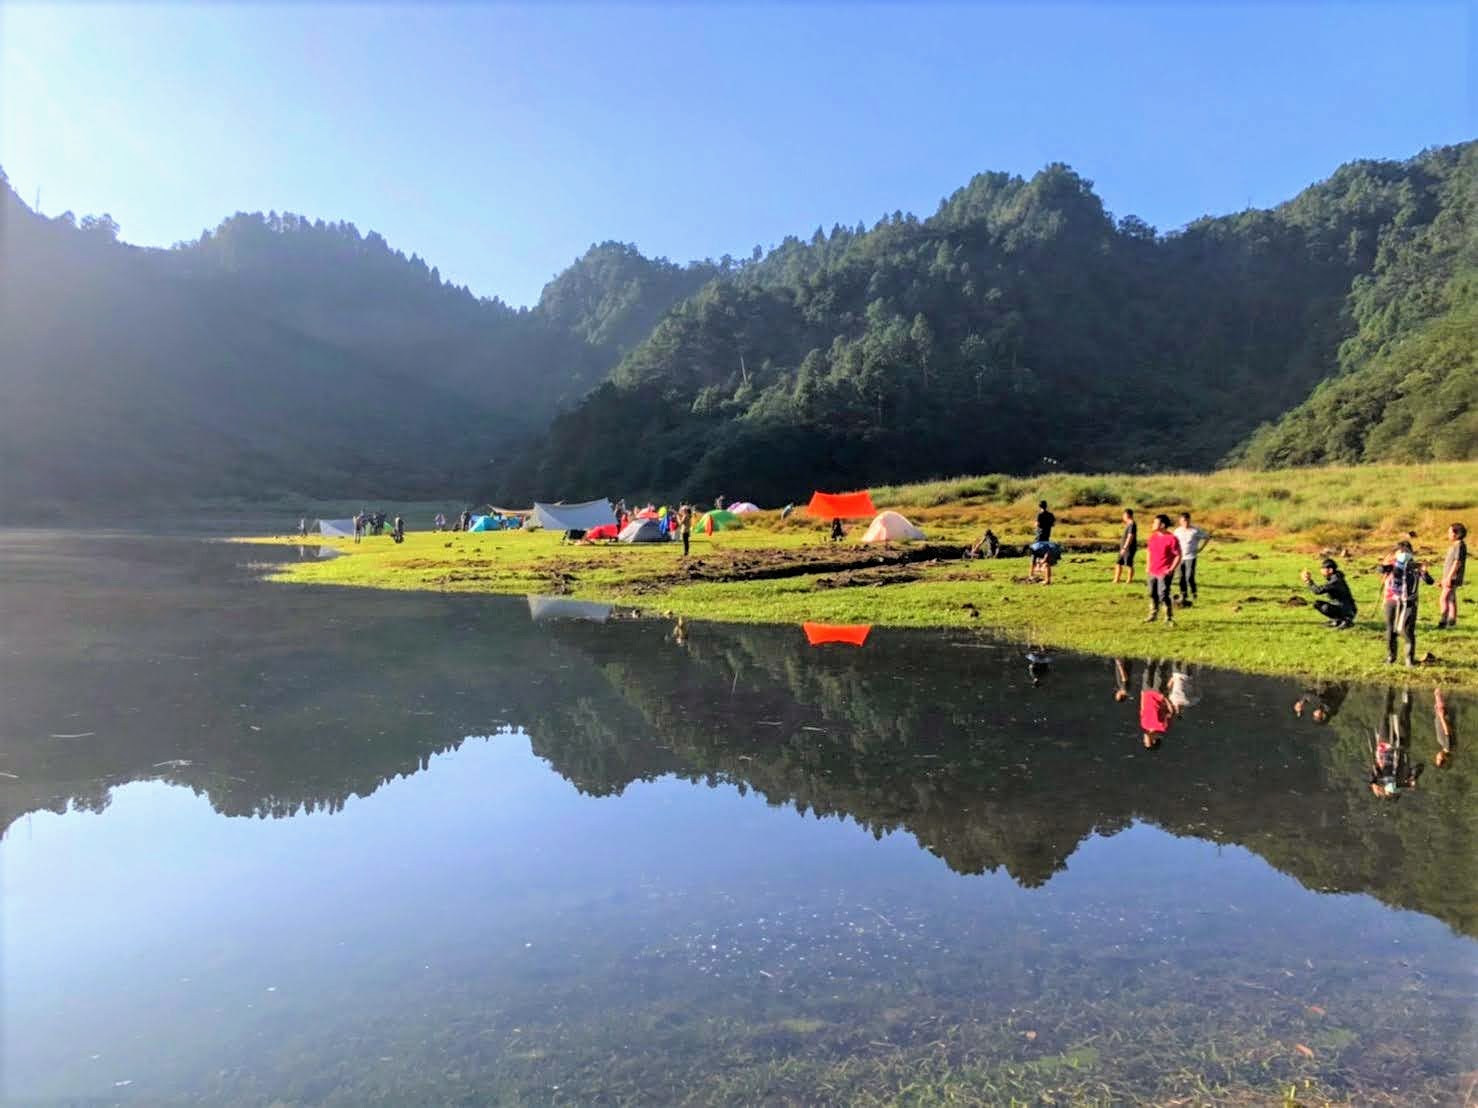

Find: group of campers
<box><xmin>353</xmin><ymin>511</ymin><xmax>403</xmax><ymax>544</ymax></box>
<box><xmin>984</xmin><ymin>501</ymin><xmax>1467</xmax><ymax>669</ymax></box>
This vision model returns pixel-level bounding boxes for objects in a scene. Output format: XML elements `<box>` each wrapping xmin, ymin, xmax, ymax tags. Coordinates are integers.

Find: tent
<box><xmin>584</xmin><ymin>523</ymin><xmax>619</xmax><ymax>541</ymax></box>
<box><xmin>527</xmin><ymin>596</ymin><xmax>612</xmax><ymax>623</ymax></box>
<box><xmin>861</xmin><ymin>510</ymin><xmax>926</xmax><ymax>543</ymax></box>
<box><xmin>468</xmin><ymin>514</ymin><xmax>495</xmax><ymax>532</ymax></box>
<box><xmin>531</xmin><ymin>499</ymin><xmax>616</xmax><ymax>532</ymax></box>
<box><xmin>619</xmin><ymin>518</ymin><xmax>668</xmax><ymax>543</ymax></box>
<box><xmin>729</xmin><ymin>501</ymin><xmax>761</xmax><ymax>514</ymax></box>
<box><xmin>699</xmin><ymin>509</ymin><xmax>740</xmax><ymax>533</ymax></box>
<box><xmin>317</xmin><ymin>518</ymin><xmax>354</xmax><ymax>538</ymax></box>
<box><xmin>806</xmin><ymin>490</ymin><xmax>876</xmax><ymax>519</ymax></box>
<box><xmin>802</xmin><ymin>622</ymin><xmax>872</xmax><ymax>647</ymax></box>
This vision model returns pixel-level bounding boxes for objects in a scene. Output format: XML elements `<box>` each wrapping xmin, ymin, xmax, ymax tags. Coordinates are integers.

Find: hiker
<box><xmin>715</xmin><ymin>495</ymin><xmax>726</xmax><ymax>510</ymax></box>
<box><xmin>1301</xmin><ymin>557</ymin><xmax>1357</xmax><ymax>628</ymax></box>
<box><xmin>433</xmin><ymin>512</ymin><xmax>446</xmax><ymax>532</ymax></box>
<box><xmin>1139</xmin><ymin>658</ymin><xmax>1176</xmax><ymax>748</ymax></box>
<box><xmin>1379</xmin><ymin>541</ymin><xmax>1434</xmax><ymax>667</ymax></box>
<box><xmin>968</xmin><ymin>528</ymin><xmax>1000</xmax><ymax>559</ymax></box>
<box><xmin>1033</xmin><ymin>500</ymin><xmax>1055</xmax><ymax>543</ymax></box>
<box><xmin>1293</xmin><ymin>681</ymin><xmax>1349</xmax><ymax>724</ymax></box>
<box><xmin>1172</xmin><ymin>513</ymin><xmax>1210</xmax><ymax>606</ymax></box>
<box><xmin>1144</xmin><ymin>514</ymin><xmax>1182</xmax><ymax>623</ymax></box>
<box><xmin>830</xmin><ymin>518</ymin><xmax>844</xmax><ymax>543</ymax></box>
<box><xmin>1113</xmin><ymin>508</ymin><xmax>1137</xmax><ymax>584</ymax></box>
<box><xmin>392</xmin><ymin>515</ymin><xmax>405</xmax><ymax>543</ymax></box>
<box><xmin>353</xmin><ymin>513</ymin><xmax>364</xmax><ymax>544</ymax></box>
<box><xmin>298</xmin><ymin>517</ymin><xmax>307</xmax><ymax>537</ymax></box>
<box><xmin>1434</xmin><ymin>687</ymin><xmax>1455</xmax><ymax>768</ymax></box>
<box><xmin>1113</xmin><ymin>658</ymin><xmax>1133</xmax><ymax>703</ymax></box>
<box><xmin>1027</xmin><ymin>539</ymin><xmax>1060</xmax><ymax>584</ymax></box>
<box><xmin>1437</xmin><ymin>522</ymin><xmax>1467</xmax><ymax>629</ymax></box>
<box><xmin>1370</xmin><ymin>687</ymin><xmax>1419</xmax><ymax>797</ymax></box>
<box><xmin>678</xmin><ymin>503</ymin><xmax>693</xmax><ymax>556</ymax></box>
<box><xmin>460</xmin><ymin>509</ymin><xmax>473</xmax><ymax>532</ymax></box>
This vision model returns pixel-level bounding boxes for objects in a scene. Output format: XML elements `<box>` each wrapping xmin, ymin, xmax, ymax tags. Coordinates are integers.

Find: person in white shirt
<box><xmin>1172</xmin><ymin>512</ymin><xmax>1210</xmax><ymax>607</ymax></box>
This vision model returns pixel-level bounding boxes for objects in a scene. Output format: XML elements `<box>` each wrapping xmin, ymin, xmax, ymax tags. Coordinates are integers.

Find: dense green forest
<box><xmin>1</xmin><ymin>142</ymin><xmax>1472</xmax><ymax>515</ymax></box>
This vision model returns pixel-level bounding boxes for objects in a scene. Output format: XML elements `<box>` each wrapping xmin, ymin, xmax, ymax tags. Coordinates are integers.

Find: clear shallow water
<box><xmin>2</xmin><ymin>533</ymin><xmax>1474</xmax><ymax>1105</ymax></box>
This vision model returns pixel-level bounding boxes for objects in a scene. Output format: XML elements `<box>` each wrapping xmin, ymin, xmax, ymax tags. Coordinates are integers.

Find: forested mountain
<box><xmin>508</xmin><ymin>141</ymin><xmax>1475</xmax><ymax>506</ymax></box>
<box><xmin>3</xmin><ymin>143</ymin><xmax>1473</xmax><ymax>516</ymax></box>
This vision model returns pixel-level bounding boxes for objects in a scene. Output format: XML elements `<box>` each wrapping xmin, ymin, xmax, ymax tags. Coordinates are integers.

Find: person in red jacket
<box><xmin>1144</xmin><ymin>514</ymin><xmax>1183</xmax><ymax>624</ymax></box>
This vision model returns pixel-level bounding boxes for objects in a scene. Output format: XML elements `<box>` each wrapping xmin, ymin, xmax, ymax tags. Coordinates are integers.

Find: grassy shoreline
<box><xmin>236</xmin><ymin>462</ymin><xmax>1478</xmax><ymax>690</ymax></box>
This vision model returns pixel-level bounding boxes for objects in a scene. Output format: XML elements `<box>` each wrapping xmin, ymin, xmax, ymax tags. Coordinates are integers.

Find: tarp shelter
<box><xmin>619</xmin><ymin>518</ymin><xmax>668</xmax><ymax>543</ymax></box>
<box><xmin>803</xmin><ymin>622</ymin><xmax>872</xmax><ymax>647</ymax></box>
<box><xmin>585</xmin><ymin>523</ymin><xmax>619</xmax><ymax>541</ymax></box>
<box><xmin>317</xmin><ymin>518</ymin><xmax>354</xmax><ymax>538</ymax></box>
<box><xmin>531</xmin><ymin>499</ymin><xmax>616</xmax><ymax>532</ymax></box>
<box><xmin>729</xmin><ymin>502</ymin><xmax>761</xmax><ymax>514</ymax></box>
<box><xmin>699</xmin><ymin>509</ymin><xmax>739</xmax><ymax>534</ymax></box>
<box><xmin>862</xmin><ymin>510</ymin><xmax>926</xmax><ymax>543</ymax></box>
<box><xmin>527</xmin><ymin>596</ymin><xmax>612</xmax><ymax>623</ymax></box>
<box><xmin>806</xmin><ymin>490</ymin><xmax>876</xmax><ymax>520</ymax></box>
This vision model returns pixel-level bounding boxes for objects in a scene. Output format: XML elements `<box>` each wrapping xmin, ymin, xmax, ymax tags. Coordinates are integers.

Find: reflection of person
<box><xmin>1113</xmin><ymin>509</ymin><xmax>1137</xmax><ymax>585</ymax></box>
<box><xmin>1437</xmin><ymin>522</ymin><xmax>1467</xmax><ymax>629</ymax></box>
<box><xmin>1026</xmin><ymin>649</ymin><xmax>1051</xmax><ymax>686</ymax></box>
<box><xmin>1301</xmin><ymin>557</ymin><xmax>1357</xmax><ymax>629</ymax></box>
<box><xmin>1167</xmin><ymin>665</ymin><xmax>1200</xmax><ymax>713</ymax></box>
<box><xmin>670</xmin><ymin>615</ymin><xmax>688</xmax><ymax>649</ymax></box>
<box><xmin>1370</xmin><ymin>687</ymin><xmax>1419</xmax><ymax>797</ymax></box>
<box><xmin>298</xmin><ymin>517</ymin><xmax>307</xmax><ymax>537</ymax></box>
<box><xmin>1113</xmin><ymin>658</ymin><xmax>1132</xmax><ymax>703</ymax></box>
<box><xmin>1434</xmin><ymin>687</ymin><xmax>1456</xmax><ymax>768</ymax></box>
<box><xmin>1139</xmin><ymin>658</ymin><xmax>1177</xmax><ymax>748</ymax></box>
<box><xmin>1292</xmin><ymin>681</ymin><xmax>1348</xmax><ymax>724</ymax></box>
<box><xmin>1379</xmin><ymin>542</ymin><xmax>1434</xmax><ymax>667</ymax></box>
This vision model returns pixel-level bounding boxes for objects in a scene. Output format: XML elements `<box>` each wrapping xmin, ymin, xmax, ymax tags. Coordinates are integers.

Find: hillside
<box><xmin>505</xmin><ymin>142</ymin><xmax>1476</xmax><ymax>506</ymax></box>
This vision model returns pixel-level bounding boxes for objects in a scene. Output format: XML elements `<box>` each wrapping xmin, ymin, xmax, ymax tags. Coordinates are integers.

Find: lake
<box><xmin>2</xmin><ymin>533</ymin><xmax>1474</xmax><ymax>1105</ymax></box>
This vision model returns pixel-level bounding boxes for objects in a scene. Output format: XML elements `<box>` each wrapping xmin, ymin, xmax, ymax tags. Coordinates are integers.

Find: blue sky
<box><xmin>2</xmin><ymin>3</ymin><xmax>1471</xmax><ymax>306</ymax></box>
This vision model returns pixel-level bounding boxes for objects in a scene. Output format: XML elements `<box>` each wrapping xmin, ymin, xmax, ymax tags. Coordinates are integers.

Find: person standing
<box><xmin>1144</xmin><ymin>514</ymin><xmax>1182</xmax><ymax>624</ymax></box>
<box><xmin>1437</xmin><ymin>522</ymin><xmax>1467</xmax><ymax>629</ymax></box>
<box><xmin>1379</xmin><ymin>541</ymin><xmax>1434</xmax><ymax>667</ymax></box>
<box><xmin>1172</xmin><ymin>512</ymin><xmax>1210</xmax><ymax>607</ymax></box>
<box><xmin>298</xmin><ymin>517</ymin><xmax>307</xmax><ymax>538</ymax></box>
<box><xmin>1034</xmin><ymin>500</ymin><xmax>1055</xmax><ymax>543</ymax></box>
<box><xmin>1301</xmin><ymin>557</ymin><xmax>1357</xmax><ymax>628</ymax></box>
<box><xmin>1113</xmin><ymin>508</ymin><xmax>1137</xmax><ymax>584</ymax></box>
<box><xmin>678</xmin><ymin>503</ymin><xmax>693</xmax><ymax>557</ymax></box>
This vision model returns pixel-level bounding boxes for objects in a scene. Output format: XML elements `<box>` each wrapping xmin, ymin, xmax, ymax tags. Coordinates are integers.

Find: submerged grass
<box><xmin>236</xmin><ymin>461</ymin><xmax>1478</xmax><ymax>689</ymax></box>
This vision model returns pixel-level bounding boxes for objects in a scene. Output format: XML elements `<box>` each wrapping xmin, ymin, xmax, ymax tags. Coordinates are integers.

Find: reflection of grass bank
<box><xmin>235</xmin><ymin>461</ymin><xmax>1477</xmax><ymax>689</ymax></box>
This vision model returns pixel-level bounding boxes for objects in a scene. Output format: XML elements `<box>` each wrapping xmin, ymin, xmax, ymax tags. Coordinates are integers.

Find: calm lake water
<box><xmin>2</xmin><ymin>533</ymin><xmax>1474</xmax><ymax>1105</ymax></box>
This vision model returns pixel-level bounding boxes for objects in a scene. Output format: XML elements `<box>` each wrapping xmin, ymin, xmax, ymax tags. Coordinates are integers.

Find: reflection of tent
<box><xmin>585</xmin><ymin>523</ymin><xmax>619</xmax><ymax>541</ymax></box>
<box><xmin>806</xmin><ymin>491</ymin><xmax>876</xmax><ymax>519</ymax></box>
<box><xmin>527</xmin><ymin>595</ymin><xmax>612</xmax><ymax>623</ymax></box>
<box><xmin>729</xmin><ymin>502</ymin><xmax>761</xmax><ymax>514</ymax></box>
<box><xmin>317</xmin><ymin>518</ymin><xmax>354</xmax><ymax>538</ymax></box>
<box><xmin>862</xmin><ymin>510</ymin><xmax>925</xmax><ymax>543</ymax></box>
<box><xmin>531</xmin><ymin>499</ymin><xmax>616</xmax><ymax>532</ymax></box>
<box><xmin>699</xmin><ymin>509</ymin><xmax>739</xmax><ymax>533</ymax></box>
<box><xmin>619</xmin><ymin>518</ymin><xmax>668</xmax><ymax>543</ymax></box>
<box><xmin>802</xmin><ymin>622</ymin><xmax>872</xmax><ymax>647</ymax></box>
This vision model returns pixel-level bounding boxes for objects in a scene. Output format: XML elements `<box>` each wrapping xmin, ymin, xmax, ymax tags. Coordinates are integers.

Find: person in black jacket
<box><xmin>1301</xmin><ymin>557</ymin><xmax>1357</xmax><ymax>629</ymax></box>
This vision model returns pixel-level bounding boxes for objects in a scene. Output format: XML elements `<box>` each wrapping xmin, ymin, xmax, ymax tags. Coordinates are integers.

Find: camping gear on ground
<box><xmin>861</xmin><ymin>510</ymin><xmax>926</xmax><ymax>543</ymax></box>
<box><xmin>527</xmin><ymin>596</ymin><xmax>612</xmax><ymax>623</ymax></box>
<box><xmin>806</xmin><ymin>490</ymin><xmax>876</xmax><ymax>519</ymax></box>
<box><xmin>619</xmin><ymin>518</ymin><xmax>668</xmax><ymax>543</ymax></box>
<box><xmin>584</xmin><ymin>523</ymin><xmax>619</xmax><ymax>541</ymax></box>
<box><xmin>317</xmin><ymin>518</ymin><xmax>354</xmax><ymax>538</ymax></box>
<box><xmin>699</xmin><ymin>509</ymin><xmax>739</xmax><ymax>534</ymax></box>
<box><xmin>802</xmin><ymin>622</ymin><xmax>872</xmax><ymax>647</ymax></box>
<box><xmin>729</xmin><ymin>502</ymin><xmax>761</xmax><ymax>514</ymax></box>
<box><xmin>531</xmin><ymin>499</ymin><xmax>617</xmax><ymax>532</ymax></box>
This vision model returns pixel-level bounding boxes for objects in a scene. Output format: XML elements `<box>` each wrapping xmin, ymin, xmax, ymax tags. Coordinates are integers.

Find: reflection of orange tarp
<box><xmin>806</xmin><ymin>490</ymin><xmax>876</xmax><ymax>519</ymax></box>
<box><xmin>802</xmin><ymin>622</ymin><xmax>872</xmax><ymax>647</ymax></box>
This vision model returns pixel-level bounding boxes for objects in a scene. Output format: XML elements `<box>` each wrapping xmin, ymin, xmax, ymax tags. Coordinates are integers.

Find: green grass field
<box><xmin>237</xmin><ymin>462</ymin><xmax>1478</xmax><ymax>689</ymax></box>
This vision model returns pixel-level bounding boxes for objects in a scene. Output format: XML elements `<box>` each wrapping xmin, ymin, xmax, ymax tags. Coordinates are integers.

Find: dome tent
<box><xmin>618</xmin><ymin>518</ymin><xmax>668</xmax><ymax>543</ymax></box>
<box><xmin>728</xmin><ymin>501</ymin><xmax>761</xmax><ymax>514</ymax></box>
<box><xmin>861</xmin><ymin>510</ymin><xmax>925</xmax><ymax>543</ymax></box>
<box><xmin>699</xmin><ymin>509</ymin><xmax>740</xmax><ymax>533</ymax></box>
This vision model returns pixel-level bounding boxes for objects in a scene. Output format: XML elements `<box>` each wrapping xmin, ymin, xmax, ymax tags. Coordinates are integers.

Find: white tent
<box><xmin>618</xmin><ymin>518</ymin><xmax>668</xmax><ymax>543</ymax></box>
<box><xmin>729</xmin><ymin>501</ymin><xmax>761</xmax><ymax>514</ymax></box>
<box><xmin>531</xmin><ymin>499</ymin><xmax>616</xmax><ymax>532</ymax></box>
<box><xmin>861</xmin><ymin>510</ymin><xmax>926</xmax><ymax>543</ymax></box>
<box><xmin>527</xmin><ymin>596</ymin><xmax>612</xmax><ymax>623</ymax></box>
<box><xmin>317</xmin><ymin>518</ymin><xmax>354</xmax><ymax>538</ymax></box>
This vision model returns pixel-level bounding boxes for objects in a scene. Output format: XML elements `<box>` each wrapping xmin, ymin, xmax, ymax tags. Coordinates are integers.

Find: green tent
<box><xmin>699</xmin><ymin>509</ymin><xmax>740</xmax><ymax>533</ymax></box>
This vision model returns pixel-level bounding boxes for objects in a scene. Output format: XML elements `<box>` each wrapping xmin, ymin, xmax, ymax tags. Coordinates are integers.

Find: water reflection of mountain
<box><xmin>3</xmin><ymin>536</ymin><xmax>1472</xmax><ymax>936</ymax></box>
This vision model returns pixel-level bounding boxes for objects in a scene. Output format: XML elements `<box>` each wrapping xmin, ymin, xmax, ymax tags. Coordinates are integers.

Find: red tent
<box><xmin>584</xmin><ymin>523</ymin><xmax>619</xmax><ymax>541</ymax></box>
<box><xmin>802</xmin><ymin>622</ymin><xmax>872</xmax><ymax>647</ymax></box>
<box><xmin>806</xmin><ymin>490</ymin><xmax>876</xmax><ymax>519</ymax></box>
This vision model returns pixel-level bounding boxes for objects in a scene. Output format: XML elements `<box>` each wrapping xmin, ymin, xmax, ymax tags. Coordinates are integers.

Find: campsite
<box><xmin>247</xmin><ymin>459</ymin><xmax>1478</xmax><ymax>690</ymax></box>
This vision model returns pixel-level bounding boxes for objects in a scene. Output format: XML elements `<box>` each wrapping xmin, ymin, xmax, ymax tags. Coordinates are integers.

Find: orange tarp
<box><xmin>802</xmin><ymin>622</ymin><xmax>872</xmax><ymax>647</ymax></box>
<box><xmin>806</xmin><ymin>490</ymin><xmax>876</xmax><ymax>519</ymax></box>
